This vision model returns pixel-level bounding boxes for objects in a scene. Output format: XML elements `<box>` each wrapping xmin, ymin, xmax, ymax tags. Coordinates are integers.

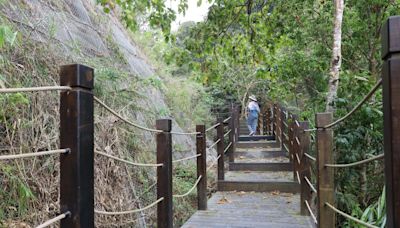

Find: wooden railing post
<box><xmin>299</xmin><ymin>121</ymin><xmax>311</xmax><ymax>216</ymax></box>
<box><xmin>316</xmin><ymin>113</ymin><xmax>335</xmax><ymax>228</ymax></box>
<box><xmin>196</xmin><ymin>125</ymin><xmax>207</xmax><ymax>210</ymax></box>
<box><xmin>236</xmin><ymin>105</ymin><xmax>240</xmax><ymax>142</ymax></box>
<box><xmin>382</xmin><ymin>16</ymin><xmax>400</xmax><ymax>228</ymax></box>
<box><xmin>280</xmin><ymin>107</ymin><xmax>287</xmax><ymax>153</ymax></box>
<box><xmin>257</xmin><ymin>107</ymin><xmax>262</xmax><ymax>135</ymax></box>
<box><xmin>266</xmin><ymin>104</ymin><xmax>272</xmax><ymax>135</ymax></box>
<box><xmin>228</xmin><ymin>109</ymin><xmax>235</xmax><ymax>162</ymax></box>
<box><xmin>262</xmin><ymin>105</ymin><xmax>268</xmax><ymax>135</ymax></box>
<box><xmin>60</xmin><ymin>64</ymin><xmax>94</xmax><ymax>228</ymax></box>
<box><xmin>289</xmin><ymin>113</ymin><xmax>298</xmax><ymax>180</ymax></box>
<box><xmin>217</xmin><ymin>117</ymin><xmax>225</xmax><ymax>180</ymax></box>
<box><xmin>156</xmin><ymin>119</ymin><xmax>173</xmax><ymax>228</ymax></box>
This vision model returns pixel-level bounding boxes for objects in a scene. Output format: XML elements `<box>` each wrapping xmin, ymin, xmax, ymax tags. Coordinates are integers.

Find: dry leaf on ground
<box><xmin>217</xmin><ymin>196</ymin><xmax>231</xmax><ymax>204</ymax></box>
<box><xmin>271</xmin><ymin>190</ymin><xmax>280</xmax><ymax>195</ymax></box>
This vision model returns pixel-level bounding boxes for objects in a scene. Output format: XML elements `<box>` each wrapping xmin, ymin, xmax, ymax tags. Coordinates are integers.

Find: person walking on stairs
<box><xmin>247</xmin><ymin>95</ymin><xmax>260</xmax><ymax>136</ymax></box>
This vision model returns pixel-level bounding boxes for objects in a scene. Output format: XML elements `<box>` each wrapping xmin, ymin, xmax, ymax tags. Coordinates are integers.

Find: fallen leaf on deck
<box><xmin>239</xmin><ymin>156</ymin><xmax>245</xmax><ymax>159</ymax></box>
<box><xmin>271</xmin><ymin>190</ymin><xmax>280</xmax><ymax>195</ymax></box>
<box><xmin>236</xmin><ymin>191</ymin><xmax>246</xmax><ymax>195</ymax></box>
<box><xmin>217</xmin><ymin>196</ymin><xmax>231</xmax><ymax>204</ymax></box>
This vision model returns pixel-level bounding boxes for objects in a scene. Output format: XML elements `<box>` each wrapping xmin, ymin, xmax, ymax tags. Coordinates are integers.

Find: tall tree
<box><xmin>326</xmin><ymin>0</ymin><xmax>345</xmax><ymax>112</ymax></box>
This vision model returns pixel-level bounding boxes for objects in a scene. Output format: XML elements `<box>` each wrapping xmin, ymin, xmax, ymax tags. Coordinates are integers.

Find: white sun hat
<box><xmin>249</xmin><ymin>95</ymin><xmax>257</xmax><ymax>102</ymax></box>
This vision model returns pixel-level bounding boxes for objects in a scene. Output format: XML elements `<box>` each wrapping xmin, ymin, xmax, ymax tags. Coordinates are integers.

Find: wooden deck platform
<box><xmin>182</xmin><ymin>192</ymin><xmax>313</xmax><ymax>227</ymax></box>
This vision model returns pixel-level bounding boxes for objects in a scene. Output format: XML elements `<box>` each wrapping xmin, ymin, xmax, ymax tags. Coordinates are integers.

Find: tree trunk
<box><xmin>326</xmin><ymin>0</ymin><xmax>345</xmax><ymax>112</ymax></box>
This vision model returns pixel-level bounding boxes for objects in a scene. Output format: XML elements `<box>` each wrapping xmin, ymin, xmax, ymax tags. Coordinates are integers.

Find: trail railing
<box><xmin>259</xmin><ymin>16</ymin><xmax>400</xmax><ymax>228</ymax></box>
<box><xmin>0</xmin><ymin>64</ymin><xmax>240</xmax><ymax>228</ymax></box>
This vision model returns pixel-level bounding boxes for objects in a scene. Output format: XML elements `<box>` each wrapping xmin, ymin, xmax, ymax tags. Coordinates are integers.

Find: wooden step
<box><xmin>229</xmin><ymin>162</ymin><xmax>293</xmax><ymax>171</ymax></box>
<box><xmin>236</xmin><ymin>141</ymin><xmax>280</xmax><ymax>149</ymax></box>
<box><xmin>234</xmin><ymin>150</ymin><xmax>287</xmax><ymax>159</ymax></box>
<box><xmin>238</xmin><ymin>135</ymin><xmax>275</xmax><ymax>141</ymax></box>
<box><xmin>217</xmin><ymin>180</ymin><xmax>300</xmax><ymax>193</ymax></box>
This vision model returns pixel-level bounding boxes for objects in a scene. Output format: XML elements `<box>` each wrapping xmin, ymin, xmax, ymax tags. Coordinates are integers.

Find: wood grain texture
<box><xmin>182</xmin><ymin>192</ymin><xmax>313</xmax><ymax>228</ymax></box>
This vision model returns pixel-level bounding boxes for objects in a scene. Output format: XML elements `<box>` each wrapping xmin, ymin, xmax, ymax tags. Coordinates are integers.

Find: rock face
<box><xmin>3</xmin><ymin>0</ymin><xmax>195</xmax><ymax>151</ymax></box>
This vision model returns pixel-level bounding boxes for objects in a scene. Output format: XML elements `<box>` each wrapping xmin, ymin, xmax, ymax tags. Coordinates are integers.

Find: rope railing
<box><xmin>283</xmin><ymin>144</ymin><xmax>289</xmax><ymax>153</ymax></box>
<box><xmin>304</xmin><ymin>200</ymin><xmax>317</xmax><ymax>224</ymax></box>
<box><xmin>173</xmin><ymin>175</ymin><xmax>202</xmax><ymax>198</ymax></box>
<box><xmin>207</xmin><ymin>154</ymin><xmax>221</xmax><ymax>170</ymax></box>
<box><xmin>224</xmin><ymin>129</ymin><xmax>232</xmax><ymax>138</ymax></box>
<box><xmin>304</xmin><ymin>153</ymin><xmax>316</xmax><ymax>161</ymax></box>
<box><xmin>304</xmin><ymin>128</ymin><xmax>318</xmax><ymax>132</ymax></box>
<box><xmin>172</xmin><ymin>154</ymin><xmax>201</xmax><ymax>163</ymax></box>
<box><xmin>0</xmin><ymin>86</ymin><xmax>71</xmax><ymax>93</ymax></box>
<box><xmin>304</xmin><ymin>176</ymin><xmax>317</xmax><ymax>193</ymax></box>
<box><xmin>323</xmin><ymin>79</ymin><xmax>382</xmax><ymax>129</ymax></box>
<box><xmin>325</xmin><ymin>154</ymin><xmax>384</xmax><ymax>168</ymax></box>
<box><xmin>36</xmin><ymin>211</ymin><xmax>71</xmax><ymax>228</ymax></box>
<box><xmin>170</xmin><ymin>130</ymin><xmax>201</xmax><ymax>135</ymax></box>
<box><xmin>223</xmin><ymin>116</ymin><xmax>232</xmax><ymax>123</ymax></box>
<box><xmin>0</xmin><ymin>149</ymin><xmax>70</xmax><ymax>160</ymax></box>
<box><xmin>325</xmin><ymin>202</ymin><xmax>379</xmax><ymax>228</ymax></box>
<box><xmin>94</xmin><ymin>150</ymin><xmax>163</xmax><ymax>167</ymax></box>
<box><xmin>95</xmin><ymin>197</ymin><xmax>164</xmax><ymax>215</ymax></box>
<box><xmin>95</xmin><ymin>96</ymin><xmax>200</xmax><ymax>135</ymax></box>
<box><xmin>295</xmin><ymin>153</ymin><xmax>301</xmax><ymax>165</ymax></box>
<box><xmin>283</xmin><ymin>132</ymin><xmax>289</xmax><ymax>140</ymax></box>
<box><xmin>224</xmin><ymin>142</ymin><xmax>232</xmax><ymax>154</ymax></box>
<box><xmin>94</xmin><ymin>96</ymin><xmax>163</xmax><ymax>133</ymax></box>
<box><xmin>295</xmin><ymin>137</ymin><xmax>301</xmax><ymax>146</ymax></box>
<box><xmin>207</xmin><ymin>139</ymin><xmax>221</xmax><ymax>150</ymax></box>
<box><xmin>205</xmin><ymin>123</ymin><xmax>221</xmax><ymax>132</ymax></box>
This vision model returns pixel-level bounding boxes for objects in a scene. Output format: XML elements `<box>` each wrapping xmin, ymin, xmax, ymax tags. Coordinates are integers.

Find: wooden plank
<box><xmin>316</xmin><ymin>113</ymin><xmax>335</xmax><ymax>228</ymax></box>
<box><xmin>234</xmin><ymin>151</ymin><xmax>287</xmax><ymax>159</ymax></box>
<box><xmin>229</xmin><ymin>162</ymin><xmax>293</xmax><ymax>171</ymax></box>
<box><xmin>236</xmin><ymin>141</ymin><xmax>280</xmax><ymax>149</ymax></box>
<box><xmin>217</xmin><ymin>180</ymin><xmax>300</xmax><ymax>193</ymax></box>
<box><xmin>238</xmin><ymin>135</ymin><xmax>275</xmax><ymax>141</ymax></box>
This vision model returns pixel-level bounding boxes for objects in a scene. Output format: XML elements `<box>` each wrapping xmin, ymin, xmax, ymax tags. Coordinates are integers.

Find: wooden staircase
<box><xmin>218</xmin><ymin>127</ymin><xmax>299</xmax><ymax>194</ymax></box>
<box><xmin>182</xmin><ymin>120</ymin><xmax>313</xmax><ymax>227</ymax></box>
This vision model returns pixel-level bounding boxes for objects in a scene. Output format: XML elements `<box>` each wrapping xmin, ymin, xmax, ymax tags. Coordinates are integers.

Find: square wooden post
<box><xmin>381</xmin><ymin>15</ymin><xmax>400</xmax><ymax>228</ymax></box>
<box><xmin>217</xmin><ymin>118</ymin><xmax>225</xmax><ymax>180</ymax></box>
<box><xmin>196</xmin><ymin>125</ymin><xmax>207</xmax><ymax>210</ymax></box>
<box><xmin>60</xmin><ymin>64</ymin><xmax>94</xmax><ymax>228</ymax></box>
<box><xmin>298</xmin><ymin>121</ymin><xmax>311</xmax><ymax>215</ymax></box>
<box><xmin>228</xmin><ymin>110</ymin><xmax>235</xmax><ymax>163</ymax></box>
<box><xmin>156</xmin><ymin>119</ymin><xmax>173</xmax><ymax>228</ymax></box>
<box><xmin>315</xmin><ymin>113</ymin><xmax>335</xmax><ymax>228</ymax></box>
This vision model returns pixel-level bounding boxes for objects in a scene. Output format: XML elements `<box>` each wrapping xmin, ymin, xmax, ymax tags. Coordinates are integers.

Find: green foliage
<box><xmin>98</xmin><ymin>0</ymin><xmax>212</xmax><ymax>39</ymax></box>
<box><xmin>0</xmin><ymin>25</ymin><xmax>17</xmax><ymax>49</ymax></box>
<box><xmin>0</xmin><ymin>93</ymin><xmax>30</xmax><ymax>123</ymax></box>
<box><xmin>172</xmin><ymin>163</ymin><xmax>197</xmax><ymax>226</ymax></box>
<box><xmin>0</xmin><ymin>165</ymin><xmax>35</xmax><ymax>220</ymax></box>
<box><xmin>344</xmin><ymin>187</ymin><xmax>386</xmax><ymax>228</ymax></box>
